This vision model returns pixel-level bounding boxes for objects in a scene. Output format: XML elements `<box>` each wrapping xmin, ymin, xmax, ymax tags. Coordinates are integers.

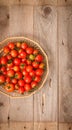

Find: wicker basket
<box><xmin>0</xmin><ymin>37</ymin><xmax>49</xmax><ymax>98</ymax></box>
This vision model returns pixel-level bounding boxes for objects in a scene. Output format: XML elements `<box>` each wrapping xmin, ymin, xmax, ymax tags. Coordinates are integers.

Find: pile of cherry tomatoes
<box><xmin>0</xmin><ymin>42</ymin><xmax>45</xmax><ymax>94</ymax></box>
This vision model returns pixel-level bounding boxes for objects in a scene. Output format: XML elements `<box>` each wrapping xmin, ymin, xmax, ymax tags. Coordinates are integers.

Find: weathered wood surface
<box><xmin>58</xmin><ymin>6</ymin><xmax>72</xmax><ymax>122</ymax></box>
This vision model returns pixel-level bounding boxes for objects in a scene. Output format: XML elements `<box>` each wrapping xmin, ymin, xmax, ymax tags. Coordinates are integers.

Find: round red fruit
<box><xmin>26</xmin><ymin>65</ymin><xmax>33</xmax><ymax>72</ymax></box>
<box><xmin>4</xmin><ymin>83</ymin><xmax>14</xmax><ymax>92</ymax></box>
<box><xmin>35</xmin><ymin>69</ymin><xmax>44</xmax><ymax>76</ymax></box>
<box><xmin>29</xmin><ymin>70</ymin><xmax>35</xmax><ymax>77</ymax></box>
<box><xmin>19</xmin><ymin>51</ymin><xmax>27</xmax><ymax>59</ymax></box>
<box><xmin>3</xmin><ymin>46</ymin><xmax>10</xmax><ymax>54</ymax></box>
<box><xmin>34</xmin><ymin>76</ymin><xmax>41</xmax><ymax>83</ymax></box>
<box><xmin>14</xmin><ymin>58</ymin><xmax>21</xmax><ymax>65</ymax></box>
<box><xmin>31</xmin><ymin>81</ymin><xmax>37</xmax><ymax>88</ymax></box>
<box><xmin>6</xmin><ymin>77</ymin><xmax>10</xmax><ymax>83</ymax></box>
<box><xmin>12</xmin><ymin>78</ymin><xmax>17</xmax><ymax>84</ymax></box>
<box><xmin>8</xmin><ymin>42</ymin><xmax>15</xmax><ymax>49</ymax></box>
<box><xmin>15</xmin><ymin>72</ymin><xmax>22</xmax><ymax>79</ymax></box>
<box><xmin>11</xmin><ymin>50</ymin><xmax>18</xmax><ymax>57</ymax></box>
<box><xmin>18</xmin><ymin>79</ymin><xmax>25</xmax><ymax>87</ymax></box>
<box><xmin>24</xmin><ymin>84</ymin><xmax>31</xmax><ymax>91</ymax></box>
<box><xmin>35</xmin><ymin>54</ymin><xmax>43</xmax><ymax>62</ymax></box>
<box><xmin>24</xmin><ymin>76</ymin><xmax>32</xmax><ymax>83</ymax></box>
<box><xmin>21</xmin><ymin>43</ymin><xmax>28</xmax><ymax>49</ymax></box>
<box><xmin>26</xmin><ymin>47</ymin><xmax>33</xmax><ymax>54</ymax></box>
<box><xmin>7</xmin><ymin>70</ymin><xmax>15</xmax><ymax>77</ymax></box>
<box><xmin>1</xmin><ymin>56</ymin><xmax>7</xmax><ymax>65</ymax></box>
<box><xmin>22</xmin><ymin>69</ymin><xmax>28</xmax><ymax>76</ymax></box>
<box><xmin>0</xmin><ymin>75</ymin><xmax>5</xmax><ymax>84</ymax></box>
<box><xmin>13</xmin><ymin>66</ymin><xmax>20</xmax><ymax>72</ymax></box>
<box><xmin>32</xmin><ymin>61</ymin><xmax>39</xmax><ymax>68</ymax></box>
<box><xmin>19</xmin><ymin>87</ymin><xmax>24</xmax><ymax>94</ymax></box>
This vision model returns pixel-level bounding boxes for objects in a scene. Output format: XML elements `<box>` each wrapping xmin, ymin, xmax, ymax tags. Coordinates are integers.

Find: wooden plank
<box><xmin>58</xmin><ymin>0</ymin><xmax>72</xmax><ymax>6</ymax></box>
<box><xmin>58</xmin><ymin>6</ymin><xmax>72</xmax><ymax>122</ymax></box>
<box><xmin>0</xmin><ymin>122</ymin><xmax>72</xmax><ymax>130</ymax></box>
<box><xmin>0</xmin><ymin>5</ymin><xmax>33</xmax><ymax>122</ymax></box>
<box><xmin>33</xmin><ymin>5</ymin><xmax>57</xmax><ymax>122</ymax></box>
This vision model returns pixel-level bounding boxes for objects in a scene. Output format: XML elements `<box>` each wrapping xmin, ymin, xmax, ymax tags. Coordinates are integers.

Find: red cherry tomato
<box><xmin>24</xmin><ymin>76</ymin><xmax>32</xmax><ymax>83</ymax></box>
<box><xmin>16</xmin><ymin>42</ymin><xmax>21</xmax><ymax>48</ymax></box>
<box><xmin>13</xmin><ymin>66</ymin><xmax>20</xmax><ymax>72</ymax></box>
<box><xmin>22</xmin><ymin>69</ymin><xmax>29</xmax><ymax>76</ymax></box>
<box><xmin>15</xmin><ymin>72</ymin><xmax>22</xmax><ymax>79</ymax></box>
<box><xmin>7</xmin><ymin>70</ymin><xmax>15</xmax><ymax>77</ymax></box>
<box><xmin>18</xmin><ymin>79</ymin><xmax>25</xmax><ymax>87</ymax></box>
<box><xmin>26</xmin><ymin>65</ymin><xmax>33</xmax><ymax>72</ymax></box>
<box><xmin>24</xmin><ymin>84</ymin><xmax>31</xmax><ymax>91</ymax></box>
<box><xmin>3</xmin><ymin>46</ymin><xmax>10</xmax><ymax>54</ymax></box>
<box><xmin>0</xmin><ymin>66</ymin><xmax>6</xmax><ymax>72</ymax></box>
<box><xmin>4</xmin><ymin>83</ymin><xmax>14</xmax><ymax>92</ymax></box>
<box><xmin>7</xmin><ymin>54</ymin><xmax>12</xmax><ymax>60</ymax></box>
<box><xmin>14</xmin><ymin>58</ymin><xmax>21</xmax><ymax>65</ymax></box>
<box><xmin>34</xmin><ymin>76</ymin><xmax>41</xmax><ymax>82</ymax></box>
<box><xmin>35</xmin><ymin>54</ymin><xmax>43</xmax><ymax>62</ymax></box>
<box><xmin>26</xmin><ymin>59</ymin><xmax>32</xmax><ymax>65</ymax></box>
<box><xmin>21</xmin><ymin>58</ymin><xmax>26</xmax><ymax>63</ymax></box>
<box><xmin>35</xmin><ymin>69</ymin><xmax>44</xmax><ymax>76</ymax></box>
<box><xmin>0</xmin><ymin>75</ymin><xmax>5</xmax><ymax>84</ymax></box>
<box><xmin>12</xmin><ymin>78</ymin><xmax>18</xmax><ymax>84</ymax></box>
<box><xmin>6</xmin><ymin>77</ymin><xmax>11</xmax><ymax>83</ymax></box>
<box><xmin>8</xmin><ymin>42</ymin><xmax>15</xmax><ymax>49</ymax></box>
<box><xmin>29</xmin><ymin>70</ymin><xmax>35</xmax><ymax>77</ymax></box>
<box><xmin>1</xmin><ymin>56</ymin><xmax>7</xmax><ymax>65</ymax></box>
<box><xmin>33</xmin><ymin>49</ymin><xmax>39</xmax><ymax>55</ymax></box>
<box><xmin>15</xmin><ymin>84</ymin><xmax>19</xmax><ymax>90</ymax></box>
<box><xmin>19</xmin><ymin>51</ymin><xmax>27</xmax><ymax>59</ymax></box>
<box><xmin>26</xmin><ymin>47</ymin><xmax>33</xmax><ymax>54</ymax></box>
<box><xmin>39</xmin><ymin>63</ymin><xmax>45</xmax><ymax>69</ymax></box>
<box><xmin>20</xmin><ymin>63</ymin><xmax>26</xmax><ymax>70</ymax></box>
<box><xmin>3</xmin><ymin>70</ymin><xmax>7</xmax><ymax>75</ymax></box>
<box><xmin>32</xmin><ymin>61</ymin><xmax>39</xmax><ymax>68</ymax></box>
<box><xmin>21</xmin><ymin>43</ymin><xmax>28</xmax><ymax>49</ymax></box>
<box><xmin>11</xmin><ymin>50</ymin><xmax>18</xmax><ymax>57</ymax></box>
<box><xmin>31</xmin><ymin>81</ymin><xmax>37</xmax><ymax>88</ymax></box>
<box><xmin>19</xmin><ymin>87</ymin><xmax>25</xmax><ymax>94</ymax></box>
<box><xmin>7</xmin><ymin>62</ymin><xmax>14</xmax><ymax>68</ymax></box>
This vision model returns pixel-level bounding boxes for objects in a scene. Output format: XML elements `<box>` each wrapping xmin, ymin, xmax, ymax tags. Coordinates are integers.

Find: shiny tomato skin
<box><xmin>8</xmin><ymin>42</ymin><xmax>15</xmax><ymax>49</ymax></box>
<box><xmin>15</xmin><ymin>72</ymin><xmax>22</xmax><ymax>79</ymax></box>
<box><xmin>0</xmin><ymin>66</ymin><xmax>6</xmax><ymax>72</ymax></box>
<box><xmin>4</xmin><ymin>83</ymin><xmax>14</xmax><ymax>92</ymax></box>
<box><xmin>7</xmin><ymin>70</ymin><xmax>15</xmax><ymax>77</ymax></box>
<box><xmin>21</xmin><ymin>58</ymin><xmax>26</xmax><ymax>63</ymax></box>
<box><xmin>21</xmin><ymin>43</ymin><xmax>28</xmax><ymax>49</ymax></box>
<box><xmin>14</xmin><ymin>58</ymin><xmax>21</xmax><ymax>65</ymax></box>
<box><xmin>18</xmin><ymin>79</ymin><xmax>25</xmax><ymax>87</ymax></box>
<box><xmin>35</xmin><ymin>54</ymin><xmax>43</xmax><ymax>62</ymax></box>
<box><xmin>13</xmin><ymin>66</ymin><xmax>20</xmax><ymax>72</ymax></box>
<box><xmin>12</xmin><ymin>78</ymin><xmax>18</xmax><ymax>84</ymax></box>
<box><xmin>22</xmin><ymin>69</ymin><xmax>29</xmax><ymax>76</ymax></box>
<box><xmin>6</xmin><ymin>77</ymin><xmax>11</xmax><ymax>83</ymax></box>
<box><xmin>3</xmin><ymin>46</ymin><xmax>10</xmax><ymax>54</ymax></box>
<box><xmin>11</xmin><ymin>50</ymin><xmax>18</xmax><ymax>57</ymax></box>
<box><xmin>32</xmin><ymin>61</ymin><xmax>39</xmax><ymax>68</ymax></box>
<box><xmin>24</xmin><ymin>84</ymin><xmax>31</xmax><ymax>91</ymax></box>
<box><xmin>35</xmin><ymin>69</ymin><xmax>44</xmax><ymax>76</ymax></box>
<box><xmin>19</xmin><ymin>51</ymin><xmax>27</xmax><ymax>59</ymax></box>
<box><xmin>15</xmin><ymin>84</ymin><xmax>19</xmax><ymax>90</ymax></box>
<box><xmin>16</xmin><ymin>42</ymin><xmax>21</xmax><ymax>48</ymax></box>
<box><xmin>0</xmin><ymin>75</ymin><xmax>5</xmax><ymax>84</ymax></box>
<box><xmin>20</xmin><ymin>63</ymin><xmax>26</xmax><ymax>70</ymax></box>
<box><xmin>7</xmin><ymin>62</ymin><xmax>14</xmax><ymax>68</ymax></box>
<box><xmin>26</xmin><ymin>59</ymin><xmax>32</xmax><ymax>65</ymax></box>
<box><xmin>24</xmin><ymin>76</ymin><xmax>32</xmax><ymax>83</ymax></box>
<box><xmin>19</xmin><ymin>87</ymin><xmax>25</xmax><ymax>94</ymax></box>
<box><xmin>33</xmin><ymin>49</ymin><xmax>39</xmax><ymax>55</ymax></box>
<box><xmin>3</xmin><ymin>70</ymin><xmax>7</xmax><ymax>75</ymax></box>
<box><xmin>31</xmin><ymin>81</ymin><xmax>37</xmax><ymax>88</ymax></box>
<box><xmin>26</xmin><ymin>65</ymin><xmax>33</xmax><ymax>73</ymax></box>
<box><xmin>39</xmin><ymin>63</ymin><xmax>45</xmax><ymax>69</ymax></box>
<box><xmin>29</xmin><ymin>70</ymin><xmax>35</xmax><ymax>77</ymax></box>
<box><xmin>26</xmin><ymin>47</ymin><xmax>33</xmax><ymax>54</ymax></box>
<box><xmin>7</xmin><ymin>54</ymin><xmax>12</xmax><ymax>60</ymax></box>
<box><xmin>34</xmin><ymin>76</ymin><xmax>41</xmax><ymax>83</ymax></box>
<box><xmin>1</xmin><ymin>56</ymin><xmax>7</xmax><ymax>65</ymax></box>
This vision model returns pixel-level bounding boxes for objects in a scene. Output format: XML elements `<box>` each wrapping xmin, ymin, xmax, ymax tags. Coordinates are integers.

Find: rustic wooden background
<box><xmin>0</xmin><ymin>0</ymin><xmax>72</xmax><ymax>130</ymax></box>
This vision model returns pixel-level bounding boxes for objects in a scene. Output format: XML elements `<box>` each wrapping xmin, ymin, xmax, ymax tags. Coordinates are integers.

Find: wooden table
<box><xmin>0</xmin><ymin>0</ymin><xmax>72</xmax><ymax>130</ymax></box>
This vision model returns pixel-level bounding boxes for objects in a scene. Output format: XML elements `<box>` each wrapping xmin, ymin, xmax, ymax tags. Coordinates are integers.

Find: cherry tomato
<box><xmin>8</xmin><ymin>42</ymin><xmax>15</xmax><ymax>49</ymax></box>
<box><xmin>35</xmin><ymin>54</ymin><xmax>43</xmax><ymax>62</ymax></box>
<box><xmin>31</xmin><ymin>81</ymin><xmax>37</xmax><ymax>88</ymax></box>
<box><xmin>29</xmin><ymin>54</ymin><xmax>35</xmax><ymax>61</ymax></box>
<box><xmin>34</xmin><ymin>76</ymin><xmax>41</xmax><ymax>82</ymax></box>
<box><xmin>24</xmin><ymin>76</ymin><xmax>32</xmax><ymax>83</ymax></box>
<box><xmin>20</xmin><ymin>63</ymin><xmax>26</xmax><ymax>70</ymax></box>
<box><xmin>24</xmin><ymin>84</ymin><xmax>31</xmax><ymax>91</ymax></box>
<box><xmin>1</xmin><ymin>56</ymin><xmax>7</xmax><ymax>65</ymax></box>
<box><xmin>15</xmin><ymin>72</ymin><xmax>22</xmax><ymax>79</ymax></box>
<box><xmin>33</xmin><ymin>49</ymin><xmax>39</xmax><ymax>55</ymax></box>
<box><xmin>4</xmin><ymin>83</ymin><xmax>14</xmax><ymax>92</ymax></box>
<box><xmin>15</xmin><ymin>84</ymin><xmax>19</xmax><ymax>90</ymax></box>
<box><xmin>18</xmin><ymin>79</ymin><xmax>25</xmax><ymax>87</ymax></box>
<box><xmin>26</xmin><ymin>59</ymin><xmax>32</xmax><ymax>65</ymax></box>
<box><xmin>39</xmin><ymin>63</ymin><xmax>45</xmax><ymax>69</ymax></box>
<box><xmin>19</xmin><ymin>51</ymin><xmax>27</xmax><ymax>58</ymax></box>
<box><xmin>3</xmin><ymin>70</ymin><xmax>7</xmax><ymax>75</ymax></box>
<box><xmin>0</xmin><ymin>75</ymin><xmax>5</xmax><ymax>84</ymax></box>
<box><xmin>12</xmin><ymin>78</ymin><xmax>18</xmax><ymax>84</ymax></box>
<box><xmin>6</xmin><ymin>77</ymin><xmax>11</xmax><ymax>83</ymax></box>
<box><xmin>21</xmin><ymin>58</ymin><xmax>26</xmax><ymax>63</ymax></box>
<box><xmin>13</xmin><ymin>66</ymin><xmax>20</xmax><ymax>72</ymax></box>
<box><xmin>16</xmin><ymin>42</ymin><xmax>21</xmax><ymax>48</ymax></box>
<box><xmin>19</xmin><ymin>87</ymin><xmax>25</xmax><ymax>94</ymax></box>
<box><xmin>26</xmin><ymin>47</ymin><xmax>33</xmax><ymax>54</ymax></box>
<box><xmin>11</xmin><ymin>50</ymin><xmax>18</xmax><ymax>57</ymax></box>
<box><xmin>7</xmin><ymin>62</ymin><xmax>14</xmax><ymax>68</ymax></box>
<box><xmin>22</xmin><ymin>69</ymin><xmax>29</xmax><ymax>76</ymax></box>
<box><xmin>14</xmin><ymin>58</ymin><xmax>21</xmax><ymax>65</ymax></box>
<box><xmin>18</xmin><ymin>49</ymin><xmax>23</xmax><ymax>54</ymax></box>
<box><xmin>0</xmin><ymin>66</ymin><xmax>6</xmax><ymax>72</ymax></box>
<box><xmin>21</xmin><ymin>43</ymin><xmax>28</xmax><ymax>49</ymax></box>
<box><xmin>7</xmin><ymin>70</ymin><xmax>15</xmax><ymax>77</ymax></box>
<box><xmin>29</xmin><ymin>70</ymin><xmax>35</xmax><ymax>77</ymax></box>
<box><xmin>7</xmin><ymin>54</ymin><xmax>12</xmax><ymax>60</ymax></box>
<box><xmin>26</xmin><ymin>65</ymin><xmax>33</xmax><ymax>72</ymax></box>
<box><xmin>35</xmin><ymin>69</ymin><xmax>44</xmax><ymax>76</ymax></box>
<box><xmin>32</xmin><ymin>61</ymin><xmax>39</xmax><ymax>68</ymax></box>
<box><xmin>3</xmin><ymin>46</ymin><xmax>10</xmax><ymax>54</ymax></box>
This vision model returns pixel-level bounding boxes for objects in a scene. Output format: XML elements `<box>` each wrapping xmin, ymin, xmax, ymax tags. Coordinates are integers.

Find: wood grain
<box><xmin>58</xmin><ymin>6</ymin><xmax>72</xmax><ymax>122</ymax></box>
<box><xmin>33</xmin><ymin>5</ymin><xmax>57</xmax><ymax>122</ymax></box>
<box><xmin>58</xmin><ymin>0</ymin><xmax>72</xmax><ymax>6</ymax></box>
